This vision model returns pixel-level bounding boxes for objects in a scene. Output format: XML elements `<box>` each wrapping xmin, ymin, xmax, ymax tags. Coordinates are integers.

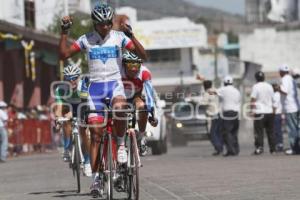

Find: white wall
<box><xmin>35</xmin><ymin>0</ymin><xmax>64</xmax><ymax>31</ymax></box>
<box><xmin>195</xmin><ymin>53</ymin><xmax>229</xmax><ymax>80</ymax></box>
<box><xmin>144</xmin><ymin>48</ymin><xmax>192</xmax><ymax>78</ymax></box>
<box><xmin>0</xmin><ymin>0</ymin><xmax>24</xmax><ymax>26</ymax></box>
<box><xmin>239</xmin><ymin>28</ymin><xmax>300</xmax><ymax>72</ymax></box>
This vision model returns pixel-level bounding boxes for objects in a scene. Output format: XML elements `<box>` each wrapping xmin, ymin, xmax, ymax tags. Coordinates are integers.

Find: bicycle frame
<box><xmin>85</xmin><ymin>106</ymin><xmax>152</xmax><ymax>199</ymax></box>
<box><xmin>70</xmin><ymin>118</ymin><xmax>85</xmax><ymax>167</ymax></box>
<box><xmin>56</xmin><ymin>117</ymin><xmax>85</xmax><ymax>193</ymax></box>
<box><xmin>100</xmin><ymin>118</ymin><xmax>117</xmax><ymax>173</ymax></box>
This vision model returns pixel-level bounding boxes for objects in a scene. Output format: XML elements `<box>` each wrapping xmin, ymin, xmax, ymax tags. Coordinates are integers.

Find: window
<box><xmin>147</xmin><ymin>49</ymin><xmax>181</xmax><ymax>62</ymax></box>
<box><xmin>25</xmin><ymin>0</ymin><xmax>35</xmax><ymax>28</ymax></box>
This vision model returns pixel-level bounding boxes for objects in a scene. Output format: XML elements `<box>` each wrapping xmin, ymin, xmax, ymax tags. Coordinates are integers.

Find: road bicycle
<box><xmin>86</xmin><ymin>98</ymin><xmax>152</xmax><ymax>199</ymax></box>
<box><xmin>56</xmin><ymin>117</ymin><xmax>85</xmax><ymax>193</ymax></box>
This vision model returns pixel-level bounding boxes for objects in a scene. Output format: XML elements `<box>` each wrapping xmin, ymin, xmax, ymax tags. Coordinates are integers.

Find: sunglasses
<box><xmin>93</xmin><ymin>20</ymin><xmax>112</xmax><ymax>26</ymax></box>
<box><xmin>64</xmin><ymin>76</ymin><xmax>79</xmax><ymax>81</ymax></box>
<box><xmin>124</xmin><ymin>62</ymin><xmax>141</xmax><ymax>69</ymax></box>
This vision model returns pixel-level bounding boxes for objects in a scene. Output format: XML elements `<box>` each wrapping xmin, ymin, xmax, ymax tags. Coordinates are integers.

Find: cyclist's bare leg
<box><xmin>88</xmin><ymin>121</ymin><xmax>105</xmax><ymax>195</ymax></box>
<box><xmin>112</xmin><ymin>95</ymin><xmax>127</xmax><ymax>140</ymax></box>
<box><xmin>134</xmin><ymin>96</ymin><xmax>148</xmax><ymax>156</ymax></box>
<box><xmin>80</xmin><ymin>127</ymin><xmax>92</xmax><ymax>176</ymax></box>
<box><xmin>112</xmin><ymin>95</ymin><xmax>127</xmax><ymax>163</ymax></box>
<box><xmin>134</xmin><ymin>96</ymin><xmax>147</xmax><ymax>133</ymax></box>
<box><xmin>89</xmin><ymin>125</ymin><xmax>104</xmax><ymax>173</ymax></box>
<box><xmin>62</xmin><ymin>120</ymin><xmax>72</xmax><ymax>161</ymax></box>
<box><xmin>79</xmin><ymin>127</ymin><xmax>90</xmax><ymax>158</ymax></box>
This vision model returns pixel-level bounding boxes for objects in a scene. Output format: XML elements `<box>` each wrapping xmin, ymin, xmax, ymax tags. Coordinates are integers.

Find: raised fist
<box><xmin>120</xmin><ymin>23</ymin><xmax>133</xmax><ymax>38</ymax></box>
<box><xmin>61</xmin><ymin>16</ymin><xmax>73</xmax><ymax>32</ymax></box>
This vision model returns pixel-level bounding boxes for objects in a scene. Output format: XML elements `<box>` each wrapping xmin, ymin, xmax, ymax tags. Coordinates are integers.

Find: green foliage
<box><xmin>227</xmin><ymin>30</ymin><xmax>238</xmax><ymax>43</ymax></box>
<box><xmin>48</xmin><ymin>12</ymin><xmax>94</xmax><ymax>73</ymax></box>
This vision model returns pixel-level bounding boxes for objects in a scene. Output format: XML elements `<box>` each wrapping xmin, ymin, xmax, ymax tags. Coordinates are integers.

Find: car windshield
<box><xmin>174</xmin><ymin>103</ymin><xmax>192</xmax><ymax>117</ymax></box>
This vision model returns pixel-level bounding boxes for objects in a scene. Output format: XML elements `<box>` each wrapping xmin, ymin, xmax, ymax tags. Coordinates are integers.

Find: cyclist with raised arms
<box><xmin>121</xmin><ymin>51</ymin><xmax>158</xmax><ymax>155</ymax></box>
<box><xmin>58</xmin><ymin>2</ymin><xmax>147</xmax><ymax>195</ymax></box>
<box><xmin>54</xmin><ymin>64</ymin><xmax>92</xmax><ymax>177</ymax></box>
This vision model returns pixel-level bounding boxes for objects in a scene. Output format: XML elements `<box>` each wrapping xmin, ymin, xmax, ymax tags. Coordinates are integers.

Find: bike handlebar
<box><xmin>55</xmin><ymin>117</ymin><xmax>78</xmax><ymax>124</ymax></box>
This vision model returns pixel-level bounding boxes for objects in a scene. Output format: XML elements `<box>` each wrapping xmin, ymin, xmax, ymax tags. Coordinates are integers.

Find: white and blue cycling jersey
<box><xmin>72</xmin><ymin>30</ymin><xmax>133</xmax><ymax>82</ymax></box>
<box><xmin>71</xmin><ymin>30</ymin><xmax>133</xmax><ymax>121</ymax></box>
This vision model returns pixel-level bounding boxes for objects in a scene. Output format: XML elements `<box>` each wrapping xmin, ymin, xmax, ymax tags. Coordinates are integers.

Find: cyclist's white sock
<box><xmin>92</xmin><ymin>172</ymin><xmax>99</xmax><ymax>181</ymax></box>
<box><xmin>138</xmin><ymin>131</ymin><xmax>146</xmax><ymax>140</ymax></box>
<box><xmin>117</xmin><ymin>136</ymin><xmax>125</xmax><ymax>146</ymax></box>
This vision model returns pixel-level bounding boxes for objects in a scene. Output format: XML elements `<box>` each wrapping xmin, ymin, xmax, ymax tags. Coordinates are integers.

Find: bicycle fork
<box><xmin>127</xmin><ymin>129</ymin><xmax>142</xmax><ymax>168</ymax></box>
<box><xmin>71</xmin><ymin>133</ymin><xmax>85</xmax><ymax>166</ymax></box>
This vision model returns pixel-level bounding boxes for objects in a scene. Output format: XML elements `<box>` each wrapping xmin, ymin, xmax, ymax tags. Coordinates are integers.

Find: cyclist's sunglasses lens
<box><xmin>125</xmin><ymin>62</ymin><xmax>141</xmax><ymax>69</ymax></box>
<box><xmin>65</xmin><ymin>76</ymin><xmax>78</xmax><ymax>81</ymax></box>
<box><xmin>94</xmin><ymin>20</ymin><xmax>112</xmax><ymax>26</ymax></box>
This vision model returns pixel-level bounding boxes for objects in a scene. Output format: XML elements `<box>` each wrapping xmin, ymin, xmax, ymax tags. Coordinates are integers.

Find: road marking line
<box><xmin>140</xmin><ymin>186</ymin><xmax>158</xmax><ymax>200</ymax></box>
<box><xmin>192</xmin><ymin>192</ymin><xmax>212</xmax><ymax>200</ymax></box>
<box><xmin>144</xmin><ymin>179</ymin><xmax>184</xmax><ymax>200</ymax></box>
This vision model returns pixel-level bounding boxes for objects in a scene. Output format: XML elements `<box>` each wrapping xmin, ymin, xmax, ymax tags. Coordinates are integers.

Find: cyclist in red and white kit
<box><xmin>121</xmin><ymin>51</ymin><xmax>158</xmax><ymax>155</ymax></box>
<box><xmin>59</xmin><ymin>3</ymin><xmax>147</xmax><ymax>195</ymax></box>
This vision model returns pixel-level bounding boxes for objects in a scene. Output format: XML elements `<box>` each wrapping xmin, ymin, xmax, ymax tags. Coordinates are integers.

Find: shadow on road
<box><xmin>29</xmin><ymin>190</ymin><xmax>129</xmax><ymax>199</ymax></box>
<box><xmin>28</xmin><ymin>190</ymin><xmax>90</xmax><ymax>198</ymax></box>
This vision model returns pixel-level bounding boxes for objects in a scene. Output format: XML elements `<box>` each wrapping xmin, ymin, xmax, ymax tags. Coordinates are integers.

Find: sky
<box><xmin>184</xmin><ymin>0</ymin><xmax>245</xmax><ymax>15</ymax></box>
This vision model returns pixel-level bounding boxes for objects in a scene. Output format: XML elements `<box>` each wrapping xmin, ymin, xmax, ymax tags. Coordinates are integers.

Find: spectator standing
<box><xmin>201</xmin><ymin>80</ymin><xmax>223</xmax><ymax>156</ymax></box>
<box><xmin>272</xmin><ymin>83</ymin><xmax>284</xmax><ymax>152</ymax></box>
<box><xmin>250</xmin><ymin>71</ymin><xmax>276</xmax><ymax>155</ymax></box>
<box><xmin>276</xmin><ymin>65</ymin><xmax>300</xmax><ymax>155</ymax></box>
<box><xmin>210</xmin><ymin>76</ymin><xmax>241</xmax><ymax>156</ymax></box>
<box><xmin>0</xmin><ymin>101</ymin><xmax>8</xmax><ymax>162</ymax></box>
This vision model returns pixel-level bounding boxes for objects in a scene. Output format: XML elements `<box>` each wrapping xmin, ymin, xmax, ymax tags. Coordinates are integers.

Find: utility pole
<box><xmin>213</xmin><ymin>36</ymin><xmax>220</xmax><ymax>87</ymax></box>
<box><xmin>179</xmin><ymin>70</ymin><xmax>184</xmax><ymax>86</ymax></box>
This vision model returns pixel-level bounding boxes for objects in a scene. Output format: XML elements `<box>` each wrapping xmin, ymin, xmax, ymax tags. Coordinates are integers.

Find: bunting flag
<box><xmin>59</xmin><ymin>60</ymin><xmax>64</xmax><ymax>81</ymax></box>
<box><xmin>30</xmin><ymin>51</ymin><xmax>36</xmax><ymax>81</ymax></box>
<box><xmin>21</xmin><ymin>40</ymin><xmax>34</xmax><ymax>78</ymax></box>
<box><xmin>0</xmin><ymin>32</ymin><xmax>22</xmax><ymax>40</ymax></box>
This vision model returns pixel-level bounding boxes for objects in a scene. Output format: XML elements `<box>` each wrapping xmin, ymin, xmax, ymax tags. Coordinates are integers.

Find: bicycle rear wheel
<box><xmin>106</xmin><ymin>134</ymin><xmax>114</xmax><ymax>200</ymax></box>
<box><xmin>74</xmin><ymin>135</ymin><xmax>81</xmax><ymax>193</ymax></box>
<box><xmin>127</xmin><ymin>132</ymin><xmax>139</xmax><ymax>200</ymax></box>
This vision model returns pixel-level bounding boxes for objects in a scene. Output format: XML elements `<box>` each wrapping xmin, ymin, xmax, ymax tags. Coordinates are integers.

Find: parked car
<box><xmin>145</xmin><ymin>94</ymin><xmax>168</xmax><ymax>155</ymax></box>
<box><xmin>166</xmin><ymin>100</ymin><xmax>209</xmax><ymax>146</ymax></box>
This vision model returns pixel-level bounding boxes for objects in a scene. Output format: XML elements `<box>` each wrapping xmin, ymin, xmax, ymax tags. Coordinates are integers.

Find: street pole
<box><xmin>214</xmin><ymin>42</ymin><xmax>220</xmax><ymax>87</ymax></box>
<box><xmin>179</xmin><ymin>70</ymin><xmax>184</xmax><ymax>86</ymax></box>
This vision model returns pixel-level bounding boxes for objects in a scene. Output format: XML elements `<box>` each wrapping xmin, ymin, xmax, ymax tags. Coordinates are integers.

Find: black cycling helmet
<box><xmin>122</xmin><ymin>51</ymin><xmax>142</xmax><ymax>63</ymax></box>
<box><xmin>91</xmin><ymin>3</ymin><xmax>114</xmax><ymax>24</ymax></box>
<box><xmin>255</xmin><ymin>71</ymin><xmax>265</xmax><ymax>82</ymax></box>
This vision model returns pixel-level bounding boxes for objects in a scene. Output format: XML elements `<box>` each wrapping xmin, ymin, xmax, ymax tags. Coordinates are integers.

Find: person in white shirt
<box><xmin>272</xmin><ymin>83</ymin><xmax>283</xmax><ymax>151</ymax></box>
<box><xmin>0</xmin><ymin>101</ymin><xmax>8</xmax><ymax>163</ymax></box>
<box><xmin>250</xmin><ymin>71</ymin><xmax>276</xmax><ymax>155</ymax></box>
<box><xmin>276</xmin><ymin>65</ymin><xmax>300</xmax><ymax>155</ymax></box>
<box><xmin>210</xmin><ymin>76</ymin><xmax>241</xmax><ymax>156</ymax></box>
<box><xmin>201</xmin><ymin>80</ymin><xmax>223</xmax><ymax>156</ymax></box>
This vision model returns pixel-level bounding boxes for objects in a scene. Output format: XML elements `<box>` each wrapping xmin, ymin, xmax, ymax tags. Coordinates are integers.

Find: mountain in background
<box><xmin>183</xmin><ymin>0</ymin><xmax>245</xmax><ymax>15</ymax></box>
<box><xmin>104</xmin><ymin>0</ymin><xmax>250</xmax><ymax>33</ymax></box>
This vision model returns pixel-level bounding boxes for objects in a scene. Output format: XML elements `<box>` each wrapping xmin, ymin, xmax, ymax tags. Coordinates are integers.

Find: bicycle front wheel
<box><xmin>74</xmin><ymin>135</ymin><xmax>81</xmax><ymax>193</ymax></box>
<box><xmin>128</xmin><ymin>132</ymin><xmax>140</xmax><ymax>200</ymax></box>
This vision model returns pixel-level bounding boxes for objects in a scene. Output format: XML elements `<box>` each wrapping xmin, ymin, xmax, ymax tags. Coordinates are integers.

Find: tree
<box><xmin>48</xmin><ymin>12</ymin><xmax>93</xmax><ymax>73</ymax></box>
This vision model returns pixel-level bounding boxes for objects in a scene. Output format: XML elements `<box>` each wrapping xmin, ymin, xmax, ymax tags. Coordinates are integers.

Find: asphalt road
<box><xmin>1</xmin><ymin>139</ymin><xmax>300</xmax><ymax>200</ymax></box>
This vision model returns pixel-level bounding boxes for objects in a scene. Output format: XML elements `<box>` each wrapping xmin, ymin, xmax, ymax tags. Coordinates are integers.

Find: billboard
<box><xmin>134</xmin><ymin>18</ymin><xmax>207</xmax><ymax>50</ymax></box>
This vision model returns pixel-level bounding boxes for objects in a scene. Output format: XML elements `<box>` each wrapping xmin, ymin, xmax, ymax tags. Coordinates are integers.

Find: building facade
<box><xmin>239</xmin><ymin>27</ymin><xmax>300</xmax><ymax>75</ymax></box>
<box><xmin>117</xmin><ymin>7</ymin><xmax>208</xmax><ymax>95</ymax></box>
<box><xmin>245</xmin><ymin>0</ymin><xmax>299</xmax><ymax>23</ymax></box>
